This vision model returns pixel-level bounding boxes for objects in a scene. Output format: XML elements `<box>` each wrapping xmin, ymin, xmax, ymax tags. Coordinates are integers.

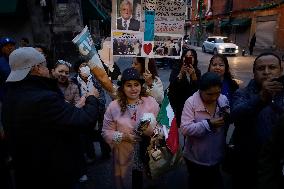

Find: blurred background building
<box><xmin>0</xmin><ymin>0</ymin><xmax>111</xmax><ymax>64</ymax></box>
<box><xmin>185</xmin><ymin>0</ymin><xmax>284</xmax><ymax>52</ymax></box>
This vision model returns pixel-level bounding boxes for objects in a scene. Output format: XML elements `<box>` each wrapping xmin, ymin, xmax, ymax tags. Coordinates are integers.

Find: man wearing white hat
<box><xmin>2</xmin><ymin>47</ymin><xmax>99</xmax><ymax>189</ymax></box>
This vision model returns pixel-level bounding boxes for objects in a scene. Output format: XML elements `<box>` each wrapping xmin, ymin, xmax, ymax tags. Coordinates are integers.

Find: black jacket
<box><xmin>168</xmin><ymin>69</ymin><xmax>201</xmax><ymax>127</ymax></box>
<box><xmin>2</xmin><ymin>75</ymin><xmax>99</xmax><ymax>189</ymax></box>
<box><xmin>258</xmin><ymin>115</ymin><xmax>284</xmax><ymax>189</ymax></box>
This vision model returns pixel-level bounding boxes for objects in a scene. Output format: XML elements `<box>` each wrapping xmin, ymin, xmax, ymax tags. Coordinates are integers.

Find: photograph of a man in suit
<box><xmin>117</xmin><ymin>0</ymin><xmax>140</xmax><ymax>31</ymax></box>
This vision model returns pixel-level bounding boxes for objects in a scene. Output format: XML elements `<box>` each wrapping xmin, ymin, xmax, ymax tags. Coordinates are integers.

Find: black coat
<box><xmin>2</xmin><ymin>75</ymin><xmax>99</xmax><ymax>189</ymax></box>
<box><xmin>258</xmin><ymin>115</ymin><xmax>284</xmax><ymax>189</ymax></box>
<box><xmin>168</xmin><ymin>69</ymin><xmax>201</xmax><ymax>127</ymax></box>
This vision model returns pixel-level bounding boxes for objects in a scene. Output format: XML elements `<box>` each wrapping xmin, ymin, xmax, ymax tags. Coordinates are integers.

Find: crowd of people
<box><xmin>0</xmin><ymin>35</ymin><xmax>283</xmax><ymax>189</ymax></box>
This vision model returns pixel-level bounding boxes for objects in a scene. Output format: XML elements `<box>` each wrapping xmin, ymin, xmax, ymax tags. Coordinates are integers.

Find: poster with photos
<box><xmin>111</xmin><ymin>0</ymin><xmax>185</xmax><ymax>58</ymax></box>
<box><xmin>152</xmin><ymin>34</ymin><xmax>182</xmax><ymax>58</ymax></box>
<box><xmin>112</xmin><ymin>31</ymin><xmax>143</xmax><ymax>56</ymax></box>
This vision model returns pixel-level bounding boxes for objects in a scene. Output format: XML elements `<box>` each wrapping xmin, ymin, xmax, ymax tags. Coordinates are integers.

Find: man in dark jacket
<box><xmin>117</xmin><ymin>0</ymin><xmax>140</xmax><ymax>31</ymax></box>
<box><xmin>258</xmin><ymin>115</ymin><xmax>284</xmax><ymax>189</ymax></box>
<box><xmin>231</xmin><ymin>53</ymin><xmax>283</xmax><ymax>189</ymax></box>
<box><xmin>0</xmin><ymin>37</ymin><xmax>16</xmax><ymax>189</ymax></box>
<box><xmin>2</xmin><ymin>47</ymin><xmax>99</xmax><ymax>189</ymax></box>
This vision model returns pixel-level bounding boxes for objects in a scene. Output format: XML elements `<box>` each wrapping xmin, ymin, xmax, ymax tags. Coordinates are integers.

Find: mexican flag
<box><xmin>157</xmin><ymin>93</ymin><xmax>179</xmax><ymax>154</ymax></box>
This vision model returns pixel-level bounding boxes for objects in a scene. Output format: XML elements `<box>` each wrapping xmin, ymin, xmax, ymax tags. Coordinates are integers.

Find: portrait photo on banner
<box><xmin>112</xmin><ymin>31</ymin><xmax>143</xmax><ymax>56</ymax></box>
<box><xmin>116</xmin><ymin>0</ymin><xmax>142</xmax><ymax>31</ymax></box>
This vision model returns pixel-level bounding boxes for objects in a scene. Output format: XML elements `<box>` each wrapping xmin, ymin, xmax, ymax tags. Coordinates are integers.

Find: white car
<box><xmin>202</xmin><ymin>36</ymin><xmax>239</xmax><ymax>55</ymax></box>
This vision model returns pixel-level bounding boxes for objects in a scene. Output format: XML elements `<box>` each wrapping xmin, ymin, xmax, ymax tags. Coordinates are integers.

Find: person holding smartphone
<box><xmin>181</xmin><ymin>72</ymin><xmax>229</xmax><ymax>189</ymax></box>
<box><xmin>102</xmin><ymin>67</ymin><xmax>159</xmax><ymax>189</ymax></box>
<box><xmin>168</xmin><ymin>49</ymin><xmax>201</xmax><ymax>127</ymax></box>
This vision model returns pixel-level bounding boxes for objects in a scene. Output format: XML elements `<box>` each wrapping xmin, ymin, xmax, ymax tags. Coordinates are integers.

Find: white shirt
<box><xmin>120</xmin><ymin>16</ymin><xmax>133</xmax><ymax>30</ymax></box>
<box><xmin>77</xmin><ymin>75</ymin><xmax>95</xmax><ymax>96</ymax></box>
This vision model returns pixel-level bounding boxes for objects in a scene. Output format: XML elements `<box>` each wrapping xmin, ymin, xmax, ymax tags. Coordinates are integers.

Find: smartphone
<box><xmin>272</xmin><ymin>75</ymin><xmax>284</xmax><ymax>85</ymax></box>
<box><xmin>184</xmin><ymin>56</ymin><xmax>192</xmax><ymax>67</ymax></box>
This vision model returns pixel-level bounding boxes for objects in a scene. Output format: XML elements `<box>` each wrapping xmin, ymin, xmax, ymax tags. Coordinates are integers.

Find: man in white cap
<box><xmin>2</xmin><ymin>47</ymin><xmax>99</xmax><ymax>189</ymax></box>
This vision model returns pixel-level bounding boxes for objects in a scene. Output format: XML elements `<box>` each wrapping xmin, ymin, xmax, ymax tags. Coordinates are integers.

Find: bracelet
<box><xmin>113</xmin><ymin>131</ymin><xmax>123</xmax><ymax>144</ymax></box>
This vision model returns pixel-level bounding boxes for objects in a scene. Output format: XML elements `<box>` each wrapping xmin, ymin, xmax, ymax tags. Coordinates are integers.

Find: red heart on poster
<box><xmin>143</xmin><ymin>43</ymin><xmax>152</xmax><ymax>55</ymax></box>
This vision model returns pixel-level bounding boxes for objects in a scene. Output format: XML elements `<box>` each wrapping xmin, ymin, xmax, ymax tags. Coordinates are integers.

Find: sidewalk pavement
<box><xmin>79</xmin><ymin>141</ymin><xmax>188</xmax><ymax>189</ymax></box>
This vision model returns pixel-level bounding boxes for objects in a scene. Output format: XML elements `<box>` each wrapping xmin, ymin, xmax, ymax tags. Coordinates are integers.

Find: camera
<box><xmin>219</xmin><ymin>106</ymin><xmax>231</xmax><ymax>126</ymax></box>
<box><xmin>272</xmin><ymin>75</ymin><xmax>284</xmax><ymax>85</ymax></box>
<box><xmin>184</xmin><ymin>56</ymin><xmax>192</xmax><ymax>67</ymax></box>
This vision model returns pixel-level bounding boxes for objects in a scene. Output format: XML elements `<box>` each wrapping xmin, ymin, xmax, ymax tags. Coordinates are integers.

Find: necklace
<box><xmin>127</xmin><ymin>104</ymin><xmax>137</xmax><ymax>121</ymax></box>
<box><xmin>126</xmin><ymin>100</ymin><xmax>141</xmax><ymax>121</ymax></box>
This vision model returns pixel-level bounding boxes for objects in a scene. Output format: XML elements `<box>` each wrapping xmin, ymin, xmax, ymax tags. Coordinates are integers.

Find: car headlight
<box><xmin>236</xmin><ymin>46</ymin><xmax>239</xmax><ymax>49</ymax></box>
<box><xmin>219</xmin><ymin>46</ymin><xmax>225</xmax><ymax>50</ymax></box>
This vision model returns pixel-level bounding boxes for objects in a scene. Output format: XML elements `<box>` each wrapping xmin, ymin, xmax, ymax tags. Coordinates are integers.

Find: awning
<box><xmin>0</xmin><ymin>0</ymin><xmax>17</xmax><ymax>14</ymax></box>
<box><xmin>231</xmin><ymin>18</ymin><xmax>251</xmax><ymax>27</ymax></box>
<box><xmin>82</xmin><ymin>0</ymin><xmax>111</xmax><ymax>21</ymax></box>
<box><xmin>220</xmin><ymin>19</ymin><xmax>230</xmax><ymax>28</ymax></box>
<box><xmin>204</xmin><ymin>21</ymin><xmax>214</xmax><ymax>29</ymax></box>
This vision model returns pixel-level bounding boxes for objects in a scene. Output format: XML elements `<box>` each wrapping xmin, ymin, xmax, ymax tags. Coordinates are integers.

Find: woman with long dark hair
<box><xmin>168</xmin><ymin>48</ymin><xmax>201</xmax><ymax>127</ymax></box>
<box><xmin>51</xmin><ymin>60</ymin><xmax>87</xmax><ymax>107</ymax></box>
<box><xmin>208</xmin><ymin>54</ymin><xmax>239</xmax><ymax>103</ymax></box>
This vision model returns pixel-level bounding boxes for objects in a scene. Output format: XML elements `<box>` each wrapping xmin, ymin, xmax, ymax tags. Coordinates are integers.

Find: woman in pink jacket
<box><xmin>181</xmin><ymin>72</ymin><xmax>230</xmax><ymax>189</ymax></box>
<box><xmin>102</xmin><ymin>67</ymin><xmax>159</xmax><ymax>189</ymax></box>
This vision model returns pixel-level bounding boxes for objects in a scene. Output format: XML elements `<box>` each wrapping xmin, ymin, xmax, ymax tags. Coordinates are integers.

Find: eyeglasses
<box><xmin>56</xmin><ymin>60</ymin><xmax>72</xmax><ymax>68</ymax></box>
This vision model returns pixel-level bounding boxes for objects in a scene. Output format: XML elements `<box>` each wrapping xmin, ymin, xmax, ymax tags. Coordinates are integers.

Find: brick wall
<box><xmin>191</xmin><ymin>0</ymin><xmax>198</xmax><ymax>19</ymax></box>
<box><xmin>233</xmin><ymin>0</ymin><xmax>259</xmax><ymax>11</ymax></box>
<box><xmin>276</xmin><ymin>6</ymin><xmax>284</xmax><ymax>50</ymax></box>
<box><xmin>212</xmin><ymin>0</ymin><xmax>228</xmax><ymax>15</ymax></box>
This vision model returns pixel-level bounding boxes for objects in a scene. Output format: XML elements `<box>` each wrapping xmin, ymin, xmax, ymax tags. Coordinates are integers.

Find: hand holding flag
<box><xmin>157</xmin><ymin>92</ymin><xmax>179</xmax><ymax>154</ymax></box>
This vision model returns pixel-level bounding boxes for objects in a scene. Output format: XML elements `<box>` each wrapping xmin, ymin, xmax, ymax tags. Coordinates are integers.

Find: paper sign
<box><xmin>111</xmin><ymin>0</ymin><xmax>185</xmax><ymax>58</ymax></box>
<box><xmin>72</xmin><ymin>26</ymin><xmax>103</xmax><ymax>69</ymax></box>
<box><xmin>155</xmin><ymin>0</ymin><xmax>185</xmax><ymax>33</ymax></box>
<box><xmin>144</xmin><ymin>0</ymin><xmax>156</xmax><ymax>11</ymax></box>
<box><xmin>141</xmin><ymin>41</ymin><xmax>154</xmax><ymax>57</ymax></box>
<box><xmin>72</xmin><ymin>26</ymin><xmax>114</xmax><ymax>93</ymax></box>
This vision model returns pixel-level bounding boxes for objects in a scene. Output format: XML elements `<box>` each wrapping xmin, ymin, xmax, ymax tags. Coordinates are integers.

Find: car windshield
<box><xmin>215</xmin><ymin>38</ymin><xmax>230</xmax><ymax>43</ymax></box>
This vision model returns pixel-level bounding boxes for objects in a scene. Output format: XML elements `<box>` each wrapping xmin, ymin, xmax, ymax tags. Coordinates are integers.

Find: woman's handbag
<box><xmin>147</xmin><ymin>136</ymin><xmax>184</xmax><ymax>179</ymax></box>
